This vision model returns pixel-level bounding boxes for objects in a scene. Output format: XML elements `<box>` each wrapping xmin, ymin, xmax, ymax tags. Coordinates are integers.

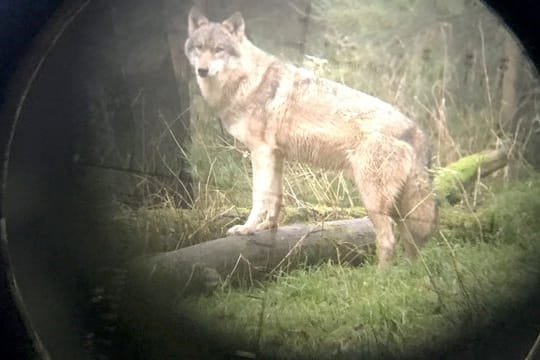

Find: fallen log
<box><xmin>434</xmin><ymin>144</ymin><xmax>510</xmax><ymax>204</ymax></box>
<box><xmin>126</xmin><ymin>218</ymin><xmax>375</xmax><ymax>300</ymax></box>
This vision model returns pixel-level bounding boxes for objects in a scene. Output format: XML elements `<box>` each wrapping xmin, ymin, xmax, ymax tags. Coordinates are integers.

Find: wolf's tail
<box><xmin>396</xmin><ymin>133</ymin><xmax>438</xmax><ymax>258</ymax></box>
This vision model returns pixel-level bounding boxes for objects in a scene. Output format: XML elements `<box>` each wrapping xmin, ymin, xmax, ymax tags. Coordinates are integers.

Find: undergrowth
<box><xmin>171</xmin><ymin>176</ymin><xmax>540</xmax><ymax>359</ymax></box>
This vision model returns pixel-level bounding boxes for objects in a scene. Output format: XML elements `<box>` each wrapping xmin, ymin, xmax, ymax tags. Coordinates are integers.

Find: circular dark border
<box><xmin>0</xmin><ymin>1</ymin><xmax>63</xmax><ymax>358</ymax></box>
<box><xmin>1</xmin><ymin>0</ymin><xmax>540</xmax><ymax>358</ymax></box>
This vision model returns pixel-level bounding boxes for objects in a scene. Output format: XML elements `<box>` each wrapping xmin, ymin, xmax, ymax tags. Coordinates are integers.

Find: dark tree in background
<box><xmin>69</xmin><ymin>0</ymin><xmax>194</xmax><ymax>207</ymax></box>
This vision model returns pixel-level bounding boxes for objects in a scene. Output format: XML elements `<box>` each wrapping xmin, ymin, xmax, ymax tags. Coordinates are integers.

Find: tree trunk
<box><xmin>125</xmin><ymin>218</ymin><xmax>375</xmax><ymax>303</ymax></box>
<box><xmin>498</xmin><ymin>32</ymin><xmax>520</xmax><ymax>135</ymax></box>
<box><xmin>433</xmin><ymin>143</ymin><xmax>510</xmax><ymax>204</ymax></box>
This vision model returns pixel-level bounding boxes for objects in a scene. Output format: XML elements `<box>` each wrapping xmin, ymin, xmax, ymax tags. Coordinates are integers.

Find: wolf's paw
<box><xmin>227</xmin><ymin>224</ymin><xmax>256</xmax><ymax>236</ymax></box>
<box><xmin>227</xmin><ymin>220</ymin><xmax>278</xmax><ymax>236</ymax></box>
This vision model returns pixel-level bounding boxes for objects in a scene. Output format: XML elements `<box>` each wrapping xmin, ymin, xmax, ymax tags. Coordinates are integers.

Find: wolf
<box><xmin>184</xmin><ymin>8</ymin><xmax>438</xmax><ymax>266</ymax></box>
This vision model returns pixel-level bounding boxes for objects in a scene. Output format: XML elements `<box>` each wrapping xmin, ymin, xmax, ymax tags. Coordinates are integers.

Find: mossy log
<box><xmin>434</xmin><ymin>145</ymin><xmax>509</xmax><ymax>204</ymax></box>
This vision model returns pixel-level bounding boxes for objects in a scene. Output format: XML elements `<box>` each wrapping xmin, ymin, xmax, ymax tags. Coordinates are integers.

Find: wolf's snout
<box><xmin>197</xmin><ymin>68</ymin><xmax>209</xmax><ymax>77</ymax></box>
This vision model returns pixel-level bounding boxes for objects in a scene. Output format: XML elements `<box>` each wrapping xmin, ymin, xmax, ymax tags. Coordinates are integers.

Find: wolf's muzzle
<box><xmin>197</xmin><ymin>68</ymin><xmax>209</xmax><ymax>77</ymax></box>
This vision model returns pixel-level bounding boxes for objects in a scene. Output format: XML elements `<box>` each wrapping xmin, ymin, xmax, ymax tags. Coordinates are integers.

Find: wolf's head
<box><xmin>184</xmin><ymin>8</ymin><xmax>245</xmax><ymax>78</ymax></box>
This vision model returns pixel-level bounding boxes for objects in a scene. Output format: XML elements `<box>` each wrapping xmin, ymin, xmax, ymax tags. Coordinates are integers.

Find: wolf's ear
<box><xmin>222</xmin><ymin>12</ymin><xmax>245</xmax><ymax>38</ymax></box>
<box><xmin>188</xmin><ymin>7</ymin><xmax>209</xmax><ymax>35</ymax></box>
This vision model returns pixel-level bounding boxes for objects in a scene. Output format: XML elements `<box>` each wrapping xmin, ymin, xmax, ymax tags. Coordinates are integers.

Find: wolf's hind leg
<box><xmin>396</xmin><ymin>166</ymin><xmax>438</xmax><ymax>259</ymax></box>
<box><xmin>349</xmin><ymin>137</ymin><xmax>413</xmax><ymax>266</ymax></box>
<box><xmin>227</xmin><ymin>146</ymin><xmax>284</xmax><ymax>235</ymax></box>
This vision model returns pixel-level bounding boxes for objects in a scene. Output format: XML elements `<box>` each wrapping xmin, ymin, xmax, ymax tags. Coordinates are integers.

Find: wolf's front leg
<box><xmin>227</xmin><ymin>146</ymin><xmax>284</xmax><ymax>235</ymax></box>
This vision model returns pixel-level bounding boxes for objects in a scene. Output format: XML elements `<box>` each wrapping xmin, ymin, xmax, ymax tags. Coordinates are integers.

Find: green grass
<box><xmin>177</xmin><ymin>241</ymin><xmax>540</xmax><ymax>358</ymax></box>
<box><xmin>171</xmin><ymin>176</ymin><xmax>540</xmax><ymax>359</ymax></box>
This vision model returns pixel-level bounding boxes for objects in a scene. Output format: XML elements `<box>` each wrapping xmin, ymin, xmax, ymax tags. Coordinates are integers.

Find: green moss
<box><xmin>439</xmin><ymin>175</ymin><xmax>540</xmax><ymax>244</ymax></box>
<box><xmin>109</xmin><ymin>207</ymin><xmax>249</xmax><ymax>255</ymax></box>
<box><xmin>433</xmin><ymin>152</ymin><xmax>489</xmax><ymax>204</ymax></box>
<box><xmin>281</xmin><ymin>205</ymin><xmax>366</xmax><ymax>224</ymax></box>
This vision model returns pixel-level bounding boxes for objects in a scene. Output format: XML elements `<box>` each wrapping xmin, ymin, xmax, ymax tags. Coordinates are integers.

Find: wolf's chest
<box><xmin>198</xmin><ymin>81</ymin><xmax>223</xmax><ymax>108</ymax></box>
<box><xmin>222</xmin><ymin>118</ymin><xmax>251</xmax><ymax>145</ymax></box>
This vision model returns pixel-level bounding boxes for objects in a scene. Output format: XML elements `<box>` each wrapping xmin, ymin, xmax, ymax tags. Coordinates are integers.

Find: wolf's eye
<box><xmin>214</xmin><ymin>47</ymin><xmax>225</xmax><ymax>53</ymax></box>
